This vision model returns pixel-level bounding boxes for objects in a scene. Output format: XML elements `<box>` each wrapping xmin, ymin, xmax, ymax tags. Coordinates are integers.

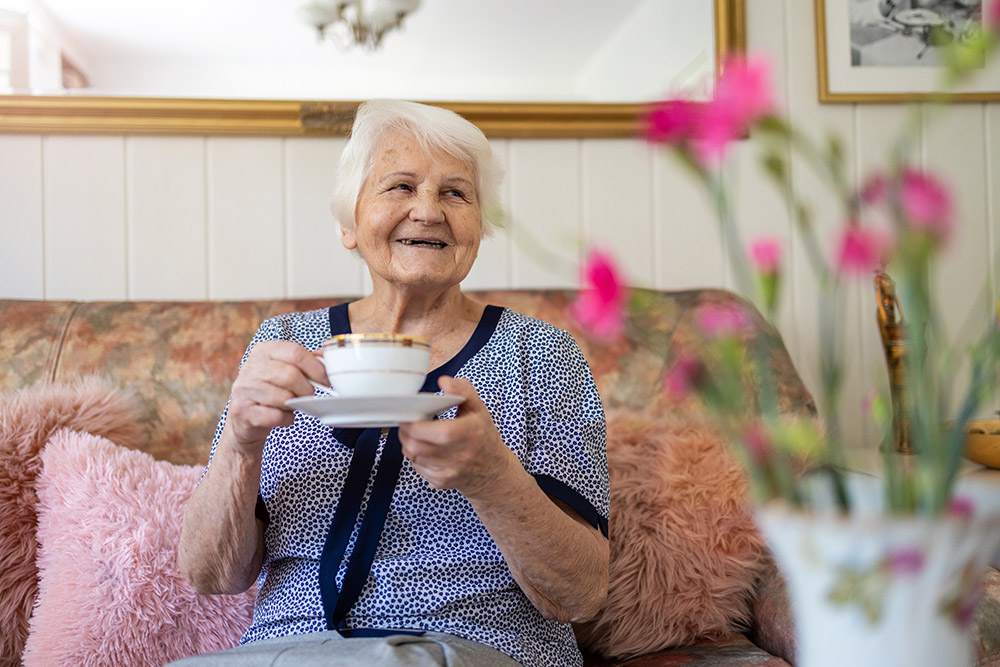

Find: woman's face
<box><xmin>343</xmin><ymin>129</ymin><xmax>482</xmax><ymax>292</ymax></box>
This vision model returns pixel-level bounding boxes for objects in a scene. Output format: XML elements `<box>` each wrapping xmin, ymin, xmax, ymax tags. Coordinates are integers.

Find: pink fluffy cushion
<box><xmin>0</xmin><ymin>377</ymin><xmax>146</xmax><ymax>665</ymax></box>
<box><xmin>574</xmin><ymin>410</ymin><xmax>768</xmax><ymax>659</ymax></box>
<box><xmin>22</xmin><ymin>429</ymin><xmax>255</xmax><ymax>666</ymax></box>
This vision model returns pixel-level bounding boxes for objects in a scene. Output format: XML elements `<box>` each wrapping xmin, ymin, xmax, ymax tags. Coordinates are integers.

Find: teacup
<box><xmin>319</xmin><ymin>333</ymin><xmax>431</xmax><ymax>397</ymax></box>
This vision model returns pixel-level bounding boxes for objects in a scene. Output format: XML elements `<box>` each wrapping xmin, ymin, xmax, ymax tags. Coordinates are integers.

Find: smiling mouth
<box><xmin>397</xmin><ymin>239</ymin><xmax>448</xmax><ymax>248</ymax></box>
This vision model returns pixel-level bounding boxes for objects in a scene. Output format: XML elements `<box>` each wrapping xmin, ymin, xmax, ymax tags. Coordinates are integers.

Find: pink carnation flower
<box><xmin>644</xmin><ymin>100</ymin><xmax>701</xmax><ymax>145</ymax></box>
<box><xmin>569</xmin><ymin>248</ymin><xmax>627</xmax><ymax>341</ymax></box>
<box><xmin>885</xmin><ymin>547</ymin><xmax>925</xmax><ymax>575</ymax></box>
<box><xmin>643</xmin><ymin>55</ymin><xmax>776</xmax><ymax>164</ymax></box>
<box><xmin>988</xmin><ymin>0</ymin><xmax>1000</xmax><ymax>32</ymax></box>
<box><xmin>663</xmin><ymin>355</ymin><xmax>705</xmax><ymax>400</ymax></box>
<box><xmin>947</xmin><ymin>496</ymin><xmax>976</xmax><ymax>519</ymax></box>
<box><xmin>749</xmin><ymin>237</ymin><xmax>782</xmax><ymax>275</ymax></box>
<box><xmin>742</xmin><ymin>422</ymin><xmax>773</xmax><ymax>463</ymax></box>
<box><xmin>901</xmin><ymin>169</ymin><xmax>954</xmax><ymax>245</ymax></box>
<box><xmin>695</xmin><ymin>303</ymin><xmax>752</xmax><ymax>338</ymax></box>
<box><xmin>836</xmin><ymin>225</ymin><xmax>887</xmax><ymax>275</ymax></box>
<box><xmin>695</xmin><ymin>56</ymin><xmax>776</xmax><ymax>163</ymax></box>
<box><xmin>859</xmin><ymin>173</ymin><xmax>888</xmax><ymax>206</ymax></box>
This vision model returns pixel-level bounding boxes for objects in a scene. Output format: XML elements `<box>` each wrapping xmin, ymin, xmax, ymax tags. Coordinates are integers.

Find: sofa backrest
<box><xmin>0</xmin><ymin>288</ymin><xmax>814</xmax><ymax>466</ymax></box>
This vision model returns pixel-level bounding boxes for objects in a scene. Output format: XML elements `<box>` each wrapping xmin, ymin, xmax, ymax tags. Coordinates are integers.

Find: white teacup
<box><xmin>319</xmin><ymin>334</ymin><xmax>431</xmax><ymax>397</ymax></box>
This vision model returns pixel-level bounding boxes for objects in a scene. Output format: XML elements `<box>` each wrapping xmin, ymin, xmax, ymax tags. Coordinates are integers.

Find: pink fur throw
<box><xmin>574</xmin><ymin>409</ymin><xmax>768</xmax><ymax>659</ymax></box>
<box><xmin>0</xmin><ymin>377</ymin><xmax>145</xmax><ymax>666</ymax></box>
<box><xmin>23</xmin><ymin>429</ymin><xmax>256</xmax><ymax>667</ymax></box>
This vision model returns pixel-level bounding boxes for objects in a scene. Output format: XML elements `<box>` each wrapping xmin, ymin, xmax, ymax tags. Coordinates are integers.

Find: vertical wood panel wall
<box><xmin>1</xmin><ymin>0</ymin><xmax>998</xmax><ymax>445</ymax></box>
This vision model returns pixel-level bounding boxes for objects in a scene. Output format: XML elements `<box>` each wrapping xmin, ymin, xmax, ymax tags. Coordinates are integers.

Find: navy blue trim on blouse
<box><xmin>254</xmin><ymin>494</ymin><xmax>270</xmax><ymax>528</ymax></box>
<box><xmin>534</xmin><ymin>474</ymin><xmax>609</xmax><ymax>539</ymax></box>
<box><xmin>316</xmin><ymin>301</ymin><xmax>503</xmax><ymax>632</ymax></box>
<box><xmin>327</xmin><ymin>302</ymin><xmax>504</xmax><ymax>390</ymax></box>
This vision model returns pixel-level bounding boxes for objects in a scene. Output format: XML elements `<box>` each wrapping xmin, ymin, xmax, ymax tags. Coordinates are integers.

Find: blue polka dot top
<box><xmin>204</xmin><ymin>303</ymin><xmax>609</xmax><ymax>667</ymax></box>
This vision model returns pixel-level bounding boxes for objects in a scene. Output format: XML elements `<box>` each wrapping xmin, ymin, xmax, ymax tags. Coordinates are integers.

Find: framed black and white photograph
<box><xmin>816</xmin><ymin>0</ymin><xmax>1000</xmax><ymax>102</ymax></box>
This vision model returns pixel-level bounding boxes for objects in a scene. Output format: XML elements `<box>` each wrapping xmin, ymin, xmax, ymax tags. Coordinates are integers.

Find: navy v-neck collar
<box><xmin>327</xmin><ymin>302</ymin><xmax>503</xmax><ymax>392</ymax></box>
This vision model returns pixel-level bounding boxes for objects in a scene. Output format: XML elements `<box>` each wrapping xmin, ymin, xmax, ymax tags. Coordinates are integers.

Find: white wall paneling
<box><xmin>924</xmin><ymin>105</ymin><xmax>993</xmax><ymax>416</ymax></box>
<box><xmin>206</xmin><ymin>137</ymin><xmax>285</xmax><ymax>300</ymax></box>
<box><xmin>784</xmin><ymin>0</ymin><xmax>870</xmax><ymax>447</ymax></box>
<box><xmin>0</xmin><ymin>135</ymin><xmax>43</xmax><ymax>298</ymax></box>
<box><xmin>463</xmin><ymin>139</ymin><xmax>513</xmax><ymax>291</ymax></box>
<box><xmin>506</xmin><ymin>139</ymin><xmax>582</xmax><ymax>289</ymax></box>
<box><xmin>581</xmin><ymin>139</ymin><xmax>654</xmax><ymax>288</ymax></box>
<box><xmin>43</xmin><ymin>135</ymin><xmax>127</xmax><ymax>300</ymax></box>
<box><xmin>988</xmin><ymin>106</ymin><xmax>1000</xmax><ymax>416</ymax></box>
<box><xmin>126</xmin><ymin>136</ymin><xmax>207</xmax><ymax>300</ymax></box>
<box><xmin>651</xmin><ymin>148</ymin><xmax>726</xmax><ymax>291</ymax></box>
<box><xmin>283</xmin><ymin>137</ymin><xmax>365</xmax><ymax>298</ymax></box>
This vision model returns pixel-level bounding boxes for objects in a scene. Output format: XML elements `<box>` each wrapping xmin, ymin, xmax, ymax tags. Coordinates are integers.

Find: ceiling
<box><xmin>22</xmin><ymin>0</ymin><xmax>715</xmax><ymax>101</ymax></box>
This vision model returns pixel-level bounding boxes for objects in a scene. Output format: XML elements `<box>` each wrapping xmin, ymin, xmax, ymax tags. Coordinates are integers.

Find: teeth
<box><xmin>399</xmin><ymin>239</ymin><xmax>445</xmax><ymax>247</ymax></box>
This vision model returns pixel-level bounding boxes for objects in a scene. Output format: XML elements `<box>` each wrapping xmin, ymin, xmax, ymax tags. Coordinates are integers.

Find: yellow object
<box><xmin>965</xmin><ymin>419</ymin><xmax>1000</xmax><ymax>469</ymax></box>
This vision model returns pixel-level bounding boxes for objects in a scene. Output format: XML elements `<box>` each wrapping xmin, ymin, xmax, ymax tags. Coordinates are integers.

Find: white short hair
<box><xmin>331</xmin><ymin>99</ymin><xmax>504</xmax><ymax>236</ymax></box>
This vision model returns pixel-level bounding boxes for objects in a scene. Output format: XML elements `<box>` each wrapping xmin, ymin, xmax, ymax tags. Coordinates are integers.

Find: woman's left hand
<box><xmin>401</xmin><ymin>376</ymin><xmax>609</xmax><ymax>623</ymax></box>
<box><xmin>398</xmin><ymin>375</ymin><xmax>517</xmax><ymax>500</ymax></box>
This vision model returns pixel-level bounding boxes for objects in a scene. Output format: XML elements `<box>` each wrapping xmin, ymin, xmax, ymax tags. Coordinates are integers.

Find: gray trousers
<box><xmin>164</xmin><ymin>630</ymin><xmax>523</xmax><ymax>667</ymax></box>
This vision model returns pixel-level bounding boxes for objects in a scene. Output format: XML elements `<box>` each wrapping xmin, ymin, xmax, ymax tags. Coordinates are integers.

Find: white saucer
<box><xmin>286</xmin><ymin>393</ymin><xmax>465</xmax><ymax>428</ymax></box>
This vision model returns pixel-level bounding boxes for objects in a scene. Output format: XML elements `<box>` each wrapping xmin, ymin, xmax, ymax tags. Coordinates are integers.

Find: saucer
<box><xmin>286</xmin><ymin>393</ymin><xmax>465</xmax><ymax>428</ymax></box>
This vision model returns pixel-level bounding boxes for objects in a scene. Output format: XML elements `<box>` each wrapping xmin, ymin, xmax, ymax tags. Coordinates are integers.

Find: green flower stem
<box><xmin>710</xmin><ymin>173</ymin><xmax>757</xmax><ymax>301</ymax></box>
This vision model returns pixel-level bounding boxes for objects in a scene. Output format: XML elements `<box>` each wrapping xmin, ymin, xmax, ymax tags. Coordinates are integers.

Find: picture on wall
<box><xmin>816</xmin><ymin>0</ymin><xmax>1000</xmax><ymax>101</ymax></box>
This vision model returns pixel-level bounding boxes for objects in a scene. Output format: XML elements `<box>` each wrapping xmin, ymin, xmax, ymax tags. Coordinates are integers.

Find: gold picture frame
<box><xmin>816</xmin><ymin>0</ymin><xmax>1000</xmax><ymax>103</ymax></box>
<box><xmin>0</xmin><ymin>0</ymin><xmax>746</xmax><ymax>138</ymax></box>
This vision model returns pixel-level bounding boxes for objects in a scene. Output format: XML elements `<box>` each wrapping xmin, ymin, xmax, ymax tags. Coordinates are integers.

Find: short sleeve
<box><xmin>522</xmin><ymin>329</ymin><xmax>608</xmax><ymax>537</ymax></box>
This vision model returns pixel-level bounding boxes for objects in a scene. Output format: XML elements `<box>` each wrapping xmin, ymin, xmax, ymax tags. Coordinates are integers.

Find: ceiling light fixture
<box><xmin>297</xmin><ymin>0</ymin><xmax>421</xmax><ymax>51</ymax></box>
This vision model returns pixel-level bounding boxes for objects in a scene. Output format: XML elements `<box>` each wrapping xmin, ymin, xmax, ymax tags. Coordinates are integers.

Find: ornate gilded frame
<box><xmin>0</xmin><ymin>0</ymin><xmax>746</xmax><ymax>137</ymax></box>
<box><xmin>816</xmin><ymin>0</ymin><xmax>1000</xmax><ymax>103</ymax></box>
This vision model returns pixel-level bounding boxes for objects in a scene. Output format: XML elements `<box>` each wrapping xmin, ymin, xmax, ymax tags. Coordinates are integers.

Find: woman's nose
<box><xmin>408</xmin><ymin>191</ymin><xmax>445</xmax><ymax>224</ymax></box>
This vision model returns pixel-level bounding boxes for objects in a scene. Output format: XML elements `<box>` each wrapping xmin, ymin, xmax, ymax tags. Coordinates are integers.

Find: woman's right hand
<box><xmin>224</xmin><ymin>341</ymin><xmax>328</xmax><ymax>455</ymax></box>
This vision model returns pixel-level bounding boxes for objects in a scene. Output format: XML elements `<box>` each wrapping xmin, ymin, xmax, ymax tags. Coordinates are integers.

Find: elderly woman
<box><xmin>176</xmin><ymin>99</ymin><xmax>609</xmax><ymax>667</ymax></box>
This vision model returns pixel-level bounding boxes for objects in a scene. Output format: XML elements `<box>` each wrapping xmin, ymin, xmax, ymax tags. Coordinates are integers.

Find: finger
<box><xmin>266</xmin><ymin>343</ymin><xmax>329</xmax><ymax>386</ymax></box>
<box><xmin>247</xmin><ymin>343</ymin><xmax>326</xmax><ymax>397</ymax></box>
<box><xmin>398</xmin><ymin>418</ymin><xmax>459</xmax><ymax>447</ymax></box>
<box><xmin>436</xmin><ymin>376</ymin><xmax>483</xmax><ymax>413</ymax></box>
<box><xmin>235</xmin><ymin>378</ymin><xmax>299</xmax><ymax>411</ymax></box>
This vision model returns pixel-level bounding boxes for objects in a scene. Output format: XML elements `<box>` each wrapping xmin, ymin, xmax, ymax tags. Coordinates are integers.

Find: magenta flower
<box><xmin>663</xmin><ymin>355</ymin><xmax>705</xmax><ymax>400</ymax></box>
<box><xmin>749</xmin><ymin>237</ymin><xmax>782</xmax><ymax>275</ymax></box>
<box><xmin>860</xmin><ymin>173</ymin><xmax>888</xmax><ymax>206</ymax></box>
<box><xmin>570</xmin><ymin>248</ymin><xmax>627</xmax><ymax>341</ymax></box>
<box><xmin>715</xmin><ymin>55</ymin><xmax>776</xmax><ymax>128</ymax></box>
<box><xmin>901</xmin><ymin>169</ymin><xmax>954</xmax><ymax>245</ymax></box>
<box><xmin>644</xmin><ymin>100</ymin><xmax>701</xmax><ymax>145</ymax></box>
<box><xmin>742</xmin><ymin>422</ymin><xmax>773</xmax><ymax>463</ymax></box>
<box><xmin>643</xmin><ymin>56</ymin><xmax>776</xmax><ymax>164</ymax></box>
<box><xmin>695</xmin><ymin>303</ymin><xmax>753</xmax><ymax>338</ymax></box>
<box><xmin>947</xmin><ymin>496</ymin><xmax>976</xmax><ymax>519</ymax></box>
<box><xmin>836</xmin><ymin>225</ymin><xmax>887</xmax><ymax>275</ymax></box>
<box><xmin>988</xmin><ymin>0</ymin><xmax>1000</xmax><ymax>32</ymax></box>
<box><xmin>885</xmin><ymin>547</ymin><xmax>925</xmax><ymax>575</ymax></box>
<box><xmin>695</xmin><ymin>56</ymin><xmax>776</xmax><ymax>162</ymax></box>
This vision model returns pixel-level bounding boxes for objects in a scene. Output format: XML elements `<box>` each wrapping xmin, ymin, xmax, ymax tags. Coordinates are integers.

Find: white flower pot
<box><xmin>756</xmin><ymin>505</ymin><xmax>1000</xmax><ymax>667</ymax></box>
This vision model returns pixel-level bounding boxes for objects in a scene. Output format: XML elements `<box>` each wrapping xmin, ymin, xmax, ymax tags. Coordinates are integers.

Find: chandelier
<box><xmin>298</xmin><ymin>0</ymin><xmax>421</xmax><ymax>51</ymax></box>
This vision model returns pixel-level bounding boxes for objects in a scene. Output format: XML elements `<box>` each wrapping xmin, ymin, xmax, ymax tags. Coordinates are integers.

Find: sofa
<box><xmin>0</xmin><ymin>288</ymin><xmax>996</xmax><ymax>666</ymax></box>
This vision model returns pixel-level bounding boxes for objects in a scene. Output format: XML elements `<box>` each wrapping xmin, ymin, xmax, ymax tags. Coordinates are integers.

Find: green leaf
<box><xmin>825</xmin><ymin>134</ymin><xmax>845</xmax><ymax>170</ymax></box>
<box><xmin>757</xmin><ymin>115</ymin><xmax>792</xmax><ymax>138</ymax></box>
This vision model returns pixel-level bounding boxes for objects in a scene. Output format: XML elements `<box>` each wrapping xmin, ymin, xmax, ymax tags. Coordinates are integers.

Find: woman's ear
<box><xmin>340</xmin><ymin>224</ymin><xmax>358</xmax><ymax>250</ymax></box>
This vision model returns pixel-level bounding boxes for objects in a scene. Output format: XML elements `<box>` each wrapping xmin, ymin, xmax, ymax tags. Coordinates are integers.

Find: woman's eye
<box><xmin>445</xmin><ymin>189</ymin><xmax>467</xmax><ymax>199</ymax></box>
<box><xmin>392</xmin><ymin>183</ymin><xmax>413</xmax><ymax>192</ymax></box>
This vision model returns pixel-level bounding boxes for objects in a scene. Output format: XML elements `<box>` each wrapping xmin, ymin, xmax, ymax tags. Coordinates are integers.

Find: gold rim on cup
<box><xmin>322</xmin><ymin>333</ymin><xmax>431</xmax><ymax>350</ymax></box>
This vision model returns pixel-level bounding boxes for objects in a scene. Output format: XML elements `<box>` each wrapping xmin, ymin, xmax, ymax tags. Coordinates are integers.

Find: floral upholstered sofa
<box><xmin>2</xmin><ymin>289</ymin><xmax>998</xmax><ymax>666</ymax></box>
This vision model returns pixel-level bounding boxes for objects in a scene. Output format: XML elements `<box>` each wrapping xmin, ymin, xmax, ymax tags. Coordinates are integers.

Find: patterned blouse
<box><xmin>205</xmin><ymin>302</ymin><xmax>609</xmax><ymax>667</ymax></box>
